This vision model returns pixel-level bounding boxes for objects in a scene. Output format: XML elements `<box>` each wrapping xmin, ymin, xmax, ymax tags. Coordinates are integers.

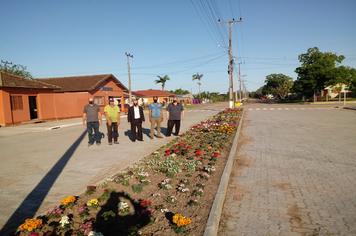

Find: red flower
<box><xmin>195</xmin><ymin>149</ymin><xmax>203</xmax><ymax>156</ymax></box>
<box><xmin>212</xmin><ymin>152</ymin><xmax>221</xmax><ymax>158</ymax></box>
<box><xmin>185</xmin><ymin>145</ymin><xmax>192</xmax><ymax>149</ymax></box>
<box><xmin>29</xmin><ymin>233</ymin><xmax>40</xmax><ymax>236</ymax></box>
<box><xmin>174</xmin><ymin>148</ymin><xmax>180</xmax><ymax>154</ymax></box>
<box><xmin>140</xmin><ymin>199</ymin><xmax>152</xmax><ymax>208</ymax></box>
<box><xmin>165</xmin><ymin>149</ymin><xmax>171</xmax><ymax>156</ymax></box>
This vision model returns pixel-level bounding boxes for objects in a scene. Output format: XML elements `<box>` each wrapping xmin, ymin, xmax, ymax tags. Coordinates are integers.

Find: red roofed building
<box><xmin>0</xmin><ymin>73</ymin><xmax>128</xmax><ymax>126</ymax></box>
<box><xmin>134</xmin><ymin>89</ymin><xmax>176</xmax><ymax>105</ymax></box>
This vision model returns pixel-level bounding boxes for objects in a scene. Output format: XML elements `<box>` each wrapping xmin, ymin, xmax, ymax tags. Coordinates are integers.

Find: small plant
<box><xmin>139</xmin><ymin>199</ymin><xmax>152</xmax><ymax>208</ymax></box>
<box><xmin>118</xmin><ymin>201</ymin><xmax>130</xmax><ymax>215</ymax></box>
<box><xmin>177</xmin><ymin>183</ymin><xmax>190</xmax><ymax>193</ymax></box>
<box><xmin>59</xmin><ymin>215</ymin><xmax>71</xmax><ymax>229</ymax></box>
<box><xmin>131</xmin><ymin>183</ymin><xmax>144</xmax><ymax>193</ymax></box>
<box><xmin>115</xmin><ymin>174</ymin><xmax>131</xmax><ymax>186</ymax></box>
<box><xmin>77</xmin><ymin>205</ymin><xmax>90</xmax><ymax>220</ymax></box>
<box><xmin>166</xmin><ymin>195</ymin><xmax>177</xmax><ymax>204</ymax></box>
<box><xmin>184</xmin><ymin>160</ymin><xmax>198</xmax><ymax>172</ymax></box>
<box><xmin>192</xmin><ymin>188</ymin><xmax>204</xmax><ymax>196</ymax></box>
<box><xmin>187</xmin><ymin>199</ymin><xmax>199</xmax><ymax>206</ymax></box>
<box><xmin>171</xmin><ymin>213</ymin><xmax>192</xmax><ymax>234</ymax></box>
<box><xmin>60</xmin><ymin>196</ymin><xmax>76</xmax><ymax>208</ymax></box>
<box><xmin>85</xmin><ymin>185</ymin><xmax>96</xmax><ymax>195</ymax></box>
<box><xmin>98</xmin><ymin>189</ymin><xmax>114</xmax><ymax>202</ymax></box>
<box><xmin>47</xmin><ymin>206</ymin><xmax>63</xmax><ymax>219</ymax></box>
<box><xmin>159</xmin><ymin>178</ymin><xmax>173</xmax><ymax>190</ymax></box>
<box><xmin>101</xmin><ymin>210</ymin><xmax>116</xmax><ymax>221</ymax></box>
<box><xmin>87</xmin><ymin>198</ymin><xmax>99</xmax><ymax>208</ymax></box>
<box><xmin>199</xmin><ymin>172</ymin><xmax>210</xmax><ymax>180</ymax></box>
<box><xmin>18</xmin><ymin>218</ymin><xmax>43</xmax><ymax>232</ymax></box>
<box><xmin>203</xmin><ymin>165</ymin><xmax>216</xmax><ymax>174</ymax></box>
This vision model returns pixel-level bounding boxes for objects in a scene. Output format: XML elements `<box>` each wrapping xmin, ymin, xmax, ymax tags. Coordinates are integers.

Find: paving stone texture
<box><xmin>219</xmin><ymin>104</ymin><xmax>356</xmax><ymax>236</ymax></box>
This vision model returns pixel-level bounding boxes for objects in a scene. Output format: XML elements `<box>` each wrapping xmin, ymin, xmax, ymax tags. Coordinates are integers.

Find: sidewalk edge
<box><xmin>203</xmin><ymin>109</ymin><xmax>245</xmax><ymax>236</ymax></box>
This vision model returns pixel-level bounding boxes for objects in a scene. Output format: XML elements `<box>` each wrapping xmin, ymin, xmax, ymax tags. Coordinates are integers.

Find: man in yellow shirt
<box><xmin>104</xmin><ymin>98</ymin><xmax>120</xmax><ymax>145</ymax></box>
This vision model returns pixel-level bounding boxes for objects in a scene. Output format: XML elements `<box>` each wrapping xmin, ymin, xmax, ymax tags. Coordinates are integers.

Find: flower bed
<box><xmin>16</xmin><ymin>108</ymin><xmax>242</xmax><ymax>236</ymax></box>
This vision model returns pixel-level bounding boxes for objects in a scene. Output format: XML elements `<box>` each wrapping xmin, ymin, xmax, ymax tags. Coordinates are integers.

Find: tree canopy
<box><xmin>294</xmin><ymin>47</ymin><xmax>345</xmax><ymax>97</ymax></box>
<box><xmin>170</xmin><ymin>88</ymin><xmax>190</xmax><ymax>95</ymax></box>
<box><xmin>262</xmin><ymin>73</ymin><xmax>294</xmax><ymax>99</ymax></box>
<box><xmin>0</xmin><ymin>60</ymin><xmax>32</xmax><ymax>78</ymax></box>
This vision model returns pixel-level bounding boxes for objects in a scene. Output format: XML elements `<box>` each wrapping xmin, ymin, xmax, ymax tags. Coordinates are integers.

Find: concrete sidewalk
<box><xmin>0</xmin><ymin>102</ymin><xmax>227</xmax><ymax>232</ymax></box>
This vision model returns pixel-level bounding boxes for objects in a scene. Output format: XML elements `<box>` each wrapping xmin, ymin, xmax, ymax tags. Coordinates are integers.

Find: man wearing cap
<box><xmin>83</xmin><ymin>97</ymin><xmax>102</xmax><ymax>146</ymax></box>
<box><xmin>104</xmin><ymin>98</ymin><xmax>120</xmax><ymax>145</ymax></box>
<box><xmin>128</xmin><ymin>98</ymin><xmax>145</xmax><ymax>142</ymax></box>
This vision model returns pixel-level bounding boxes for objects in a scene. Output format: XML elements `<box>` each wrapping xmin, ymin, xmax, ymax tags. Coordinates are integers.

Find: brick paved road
<box><xmin>219</xmin><ymin>104</ymin><xmax>356</xmax><ymax>235</ymax></box>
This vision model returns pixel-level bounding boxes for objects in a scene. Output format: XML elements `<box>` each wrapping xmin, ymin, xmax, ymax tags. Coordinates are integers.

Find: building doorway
<box><xmin>28</xmin><ymin>96</ymin><xmax>38</xmax><ymax>119</ymax></box>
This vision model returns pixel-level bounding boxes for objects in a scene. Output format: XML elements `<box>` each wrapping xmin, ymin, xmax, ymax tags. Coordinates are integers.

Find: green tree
<box><xmin>263</xmin><ymin>73</ymin><xmax>293</xmax><ymax>100</ymax></box>
<box><xmin>170</xmin><ymin>88</ymin><xmax>190</xmax><ymax>95</ymax></box>
<box><xmin>192</xmin><ymin>73</ymin><xmax>203</xmax><ymax>97</ymax></box>
<box><xmin>155</xmin><ymin>75</ymin><xmax>170</xmax><ymax>91</ymax></box>
<box><xmin>0</xmin><ymin>60</ymin><xmax>32</xmax><ymax>78</ymax></box>
<box><xmin>294</xmin><ymin>47</ymin><xmax>345</xmax><ymax>99</ymax></box>
<box><xmin>329</xmin><ymin>66</ymin><xmax>356</xmax><ymax>100</ymax></box>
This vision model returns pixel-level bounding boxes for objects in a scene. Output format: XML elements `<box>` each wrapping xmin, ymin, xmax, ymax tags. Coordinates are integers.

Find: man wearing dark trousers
<box><xmin>83</xmin><ymin>97</ymin><xmax>102</xmax><ymax>146</ymax></box>
<box><xmin>104</xmin><ymin>97</ymin><xmax>120</xmax><ymax>145</ymax></box>
<box><xmin>128</xmin><ymin>98</ymin><xmax>145</xmax><ymax>142</ymax></box>
<box><xmin>166</xmin><ymin>98</ymin><xmax>184</xmax><ymax>136</ymax></box>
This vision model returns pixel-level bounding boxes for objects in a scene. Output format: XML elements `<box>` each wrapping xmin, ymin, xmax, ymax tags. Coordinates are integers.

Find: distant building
<box><xmin>134</xmin><ymin>89</ymin><xmax>176</xmax><ymax>105</ymax></box>
<box><xmin>176</xmin><ymin>94</ymin><xmax>194</xmax><ymax>105</ymax></box>
<box><xmin>0</xmin><ymin>73</ymin><xmax>128</xmax><ymax>126</ymax></box>
<box><xmin>323</xmin><ymin>83</ymin><xmax>351</xmax><ymax>98</ymax></box>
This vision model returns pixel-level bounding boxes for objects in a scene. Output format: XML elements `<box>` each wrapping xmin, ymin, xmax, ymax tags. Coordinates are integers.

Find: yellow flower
<box><xmin>87</xmin><ymin>198</ymin><xmax>99</xmax><ymax>207</ymax></box>
<box><xmin>173</xmin><ymin>213</ymin><xmax>192</xmax><ymax>227</ymax></box>
<box><xmin>61</xmin><ymin>196</ymin><xmax>76</xmax><ymax>206</ymax></box>
<box><xmin>18</xmin><ymin>218</ymin><xmax>43</xmax><ymax>232</ymax></box>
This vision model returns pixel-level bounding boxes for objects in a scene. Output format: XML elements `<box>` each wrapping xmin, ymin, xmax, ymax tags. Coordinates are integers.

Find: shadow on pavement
<box><xmin>124</xmin><ymin>126</ymin><xmax>168</xmax><ymax>140</ymax></box>
<box><xmin>94</xmin><ymin>191</ymin><xmax>151</xmax><ymax>236</ymax></box>
<box><xmin>0</xmin><ymin>130</ymin><xmax>87</xmax><ymax>235</ymax></box>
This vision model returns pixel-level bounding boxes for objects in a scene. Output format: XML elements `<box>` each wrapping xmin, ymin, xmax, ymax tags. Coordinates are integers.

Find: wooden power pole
<box><xmin>219</xmin><ymin>18</ymin><xmax>242</xmax><ymax>108</ymax></box>
<box><xmin>125</xmin><ymin>52</ymin><xmax>133</xmax><ymax>105</ymax></box>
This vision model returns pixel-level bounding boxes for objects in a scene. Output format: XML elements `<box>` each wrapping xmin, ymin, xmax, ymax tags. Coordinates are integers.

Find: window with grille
<box><xmin>94</xmin><ymin>96</ymin><xmax>104</xmax><ymax>106</ymax></box>
<box><xmin>10</xmin><ymin>96</ymin><xmax>23</xmax><ymax>110</ymax></box>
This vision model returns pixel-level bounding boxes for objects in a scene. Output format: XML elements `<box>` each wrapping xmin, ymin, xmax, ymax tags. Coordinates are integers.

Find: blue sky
<box><xmin>1</xmin><ymin>0</ymin><xmax>356</xmax><ymax>93</ymax></box>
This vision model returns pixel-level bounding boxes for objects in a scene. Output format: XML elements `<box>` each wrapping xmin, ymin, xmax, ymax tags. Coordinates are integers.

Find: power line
<box><xmin>132</xmin><ymin>51</ymin><xmax>224</xmax><ymax>70</ymax></box>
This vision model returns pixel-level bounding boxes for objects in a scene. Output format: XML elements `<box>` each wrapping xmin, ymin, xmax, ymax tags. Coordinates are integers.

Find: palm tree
<box><xmin>155</xmin><ymin>75</ymin><xmax>170</xmax><ymax>91</ymax></box>
<box><xmin>192</xmin><ymin>73</ymin><xmax>203</xmax><ymax>98</ymax></box>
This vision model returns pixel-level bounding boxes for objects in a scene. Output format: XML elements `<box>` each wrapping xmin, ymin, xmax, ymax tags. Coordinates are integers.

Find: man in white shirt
<box><xmin>127</xmin><ymin>98</ymin><xmax>145</xmax><ymax>142</ymax></box>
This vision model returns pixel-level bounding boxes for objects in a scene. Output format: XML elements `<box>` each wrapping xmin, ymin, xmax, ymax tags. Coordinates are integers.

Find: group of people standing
<box><xmin>82</xmin><ymin>96</ymin><xmax>184</xmax><ymax>146</ymax></box>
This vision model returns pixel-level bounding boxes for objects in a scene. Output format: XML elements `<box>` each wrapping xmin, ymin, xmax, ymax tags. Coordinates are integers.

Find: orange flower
<box><xmin>61</xmin><ymin>195</ymin><xmax>76</xmax><ymax>206</ymax></box>
<box><xmin>173</xmin><ymin>213</ymin><xmax>192</xmax><ymax>227</ymax></box>
<box><xmin>18</xmin><ymin>218</ymin><xmax>43</xmax><ymax>232</ymax></box>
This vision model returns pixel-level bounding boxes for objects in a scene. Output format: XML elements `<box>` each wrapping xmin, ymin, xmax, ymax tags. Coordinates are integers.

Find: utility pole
<box><xmin>219</xmin><ymin>18</ymin><xmax>242</xmax><ymax>108</ymax></box>
<box><xmin>125</xmin><ymin>52</ymin><xmax>133</xmax><ymax>105</ymax></box>
<box><xmin>238</xmin><ymin>62</ymin><xmax>242</xmax><ymax>102</ymax></box>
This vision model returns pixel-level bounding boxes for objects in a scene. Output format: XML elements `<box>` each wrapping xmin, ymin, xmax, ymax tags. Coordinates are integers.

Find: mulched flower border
<box><xmin>16</xmin><ymin>108</ymin><xmax>242</xmax><ymax>236</ymax></box>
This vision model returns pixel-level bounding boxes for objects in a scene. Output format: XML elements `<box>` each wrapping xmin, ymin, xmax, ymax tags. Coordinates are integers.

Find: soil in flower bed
<box><xmin>16</xmin><ymin>108</ymin><xmax>242</xmax><ymax>236</ymax></box>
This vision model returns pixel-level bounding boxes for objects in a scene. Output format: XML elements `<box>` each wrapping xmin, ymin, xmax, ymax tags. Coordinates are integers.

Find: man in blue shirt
<box><xmin>148</xmin><ymin>96</ymin><xmax>164</xmax><ymax>139</ymax></box>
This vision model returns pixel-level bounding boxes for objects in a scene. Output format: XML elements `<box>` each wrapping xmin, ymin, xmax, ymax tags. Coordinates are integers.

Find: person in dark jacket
<box><xmin>127</xmin><ymin>98</ymin><xmax>145</xmax><ymax>142</ymax></box>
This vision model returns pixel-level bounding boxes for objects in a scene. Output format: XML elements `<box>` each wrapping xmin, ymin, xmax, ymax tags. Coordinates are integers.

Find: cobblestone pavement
<box><xmin>219</xmin><ymin>104</ymin><xmax>356</xmax><ymax>236</ymax></box>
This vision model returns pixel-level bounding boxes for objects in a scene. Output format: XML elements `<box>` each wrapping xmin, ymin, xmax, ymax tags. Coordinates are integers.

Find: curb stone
<box><xmin>203</xmin><ymin>109</ymin><xmax>245</xmax><ymax>236</ymax></box>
